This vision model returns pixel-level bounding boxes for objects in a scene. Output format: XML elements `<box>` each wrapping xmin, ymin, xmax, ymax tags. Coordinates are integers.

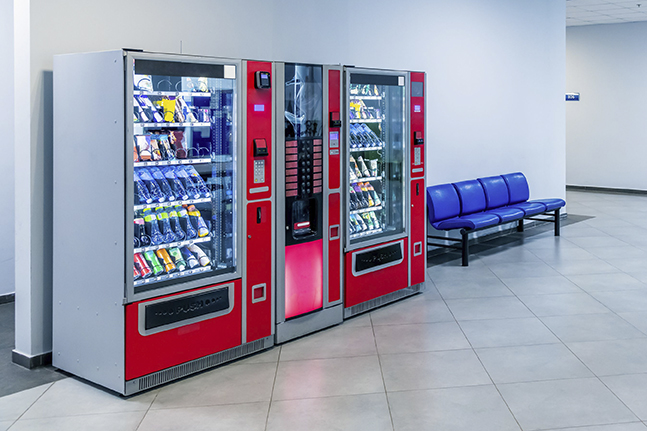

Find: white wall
<box><xmin>20</xmin><ymin>0</ymin><xmax>566</xmax><ymax>355</ymax></box>
<box><xmin>566</xmin><ymin>22</ymin><xmax>647</xmax><ymax>191</ymax></box>
<box><xmin>0</xmin><ymin>0</ymin><xmax>14</xmax><ymax>297</ymax></box>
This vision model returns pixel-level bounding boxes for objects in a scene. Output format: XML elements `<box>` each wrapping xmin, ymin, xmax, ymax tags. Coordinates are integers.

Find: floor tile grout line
<box><xmin>370</xmin><ymin>313</ymin><xmax>396</xmax><ymax>431</ymax></box>
<box><xmin>10</xmin><ymin>381</ymin><xmax>56</xmax><ymax>425</ymax></box>
<box><xmin>263</xmin><ymin>345</ymin><xmax>282</xmax><ymax>431</ymax></box>
<box><xmin>134</xmin><ymin>389</ymin><xmax>160</xmax><ymax>431</ymax></box>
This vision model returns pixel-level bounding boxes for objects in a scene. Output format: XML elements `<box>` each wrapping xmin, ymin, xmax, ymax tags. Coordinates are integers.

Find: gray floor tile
<box><xmin>138</xmin><ymin>403</ymin><xmax>268</xmax><ymax>431</ymax></box>
<box><xmin>501</xmin><ymin>275</ymin><xmax>583</xmax><ymax>296</ymax></box>
<box><xmin>519</xmin><ymin>293</ymin><xmax>610</xmax><ymax>316</ymax></box>
<box><xmin>374</xmin><ymin>321</ymin><xmax>470</xmax><ymax>354</ymax></box>
<box><xmin>548</xmin><ymin>259</ymin><xmax>621</xmax><ymax>276</ymax></box>
<box><xmin>0</xmin><ymin>383</ymin><xmax>52</xmax><ymax>422</ymax></box>
<box><xmin>427</xmin><ymin>263</ymin><xmax>492</xmax><ymax>284</ymax></box>
<box><xmin>22</xmin><ymin>378</ymin><xmax>155</xmax><ymax>419</ymax></box>
<box><xmin>388</xmin><ymin>385</ymin><xmax>520</xmax><ymax>431</ymax></box>
<box><xmin>272</xmin><ymin>355</ymin><xmax>383</xmax><ymax>400</ymax></box>
<box><xmin>587</xmin><ymin>246</ymin><xmax>647</xmax><ymax>261</ymax></box>
<box><xmin>498</xmin><ymin>378</ymin><xmax>637</xmax><ymax>430</ymax></box>
<box><xmin>9</xmin><ymin>411</ymin><xmax>146</xmax><ymax>431</ymax></box>
<box><xmin>568</xmin><ymin>236</ymin><xmax>632</xmax><ymax>249</ymax></box>
<box><xmin>608</xmin><ymin>258</ymin><xmax>647</xmax><ymax>274</ymax></box>
<box><xmin>151</xmin><ymin>362</ymin><xmax>276</xmax><ymax>409</ymax></box>
<box><xmin>561</xmin><ymin>226</ymin><xmax>610</xmax><ymax>238</ymax></box>
<box><xmin>267</xmin><ymin>393</ymin><xmax>392</xmax><ymax>431</ymax></box>
<box><xmin>420</xmin><ymin>282</ymin><xmax>442</xmax><ymax>300</ymax></box>
<box><xmin>459</xmin><ymin>317</ymin><xmax>559</xmax><ymax>348</ymax></box>
<box><xmin>234</xmin><ymin>346</ymin><xmax>280</xmax><ymax>365</ymax></box>
<box><xmin>541</xmin><ymin>313</ymin><xmax>646</xmax><ymax>343</ymax></box>
<box><xmin>591</xmin><ymin>290</ymin><xmax>647</xmax><ymax>313</ymax></box>
<box><xmin>342</xmin><ymin>313</ymin><xmax>372</xmax><ymax>328</ymax></box>
<box><xmin>280</xmin><ymin>325</ymin><xmax>377</xmax><ymax>361</ymax></box>
<box><xmin>475</xmin><ymin>344</ymin><xmax>593</xmax><ymax>384</ymax></box>
<box><xmin>618</xmin><ymin>311</ymin><xmax>647</xmax><ymax>335</ymax></box>
<box><xmin>518</xmin><ymin>235</ymin><xmax>579</xmax><ymax>250</ymax></box>
<box><xmin>370</xmin><ymin>297</ymin><xmax>454</xmax><ymax>326</ymax></box>
<box><xmin>477</xmin><ymin>248</ymin><xmax>544</xmax><ymax>264</ymax></box>
<box><xmin>446</xmin><ymin>296</ymin><xmax>533</xmax><ymax>321</ymax></box>
<box><xmin>568</xmin><ymin>339</ymin><xmax>647</xmax><ymax>376</ymax></box>
<box><xmin>380</xmin><ymin>349</ymin><xmax>490</xmax><ymax>392</ymax></box>
<box><xmin>543</xmin><ymin>424</ymin><xmax>647</xmax><ymax>431</ymax></box>
<box><xmin>531</xmin><ymin>246</ymin><xmax>598</xmax><ymax>262</ymax></box>
<box><xmin>567</xmin><ymin>273</ymin><xmax>646</xmax><ymax>293</ymax></box>
<box><xmin>602</xmin><ymin>374</ymin><xmax>647</xmax><ymax>421</ymax></box>
<box><xmin>487</xmin><ymin>261</ymin><xmax>561</xmax><ymax>278</ymax></box>
<box><xmin>0</xmin><ymin>421</ymin><xmax>12</xmax><ymax>431</ymax></box>
<box><xmin>630</xmin><ymin>272</ymin><xmax>647</xmax><ymax>284</ymax></box>
<box><xmin>434</xmin><ymin>277</ymin><xmax>514</xmax><ymax>300</ymax></box>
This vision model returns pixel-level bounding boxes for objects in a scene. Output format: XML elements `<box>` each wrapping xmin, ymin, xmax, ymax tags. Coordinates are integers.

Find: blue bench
<box><xmin>426</xmin><ymin>172</ymin><xmax>565</xmax><ymax>266</ymax></box>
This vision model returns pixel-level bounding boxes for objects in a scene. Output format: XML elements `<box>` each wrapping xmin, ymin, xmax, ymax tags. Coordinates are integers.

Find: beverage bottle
<box><xmin>357</xmin><ymin>156</ymin><xmax>371</xmax><ymax>177</ymax></box>
<box><xmin>186</xmin><ymin>205</ymin><xmax>210</xmax><ymax>237</ymax></box>
<box><xmin>180</xmin><ymin>246</ymin><xmax>200</xmax><ymax>269</ymax></box>
<box><xmin>360</xmin><ymin>183</ymin><xmax>375</xmax><ymax>207</ymax></box>
<box><xmin>354</xmin><ymin>213</ymin><xmax>368</xmax><ymax>231</ymax></box>
<box><xmin>134</xmin><ymin>170</ymin><xmax>153</xmax><ymax>204</ymax></box>
<box><xmin>369</xmin><ymin>159</ymin><xmax>379</xmax><ymax>177</ymax></box>
<box><xmin>144</xmin><ymin>250</ymin><xmax>164</xmax><ymax>276</ymax></box>
<box><xmin>349</xmin><ymin>187</ymin><xmax>360</xmax><ymax>210</ymax></box>
<box><xmin>138</xmin><ymin>168</ymin><xmax>165</xmax><ymax>203</ymax></box>
<box><xmin>174</xmin><ymin>166</ymin><xmax>201</xmax><ymax>199</ymax></box>
<box><xmin>156</xmin><ymin>248</ymin><xmax>177</xmax><ymax>273</ymax></box>
<box><xmin>362</xmin><ymin>213</ymin><xmax>375</xmax><ymax>230</ymax></box>
<box><xmin>353</xmin><ymin>184</ymin><xmax>369</xmax><ymax>207</ymax></box>
<box><xmin>168</xmin><ymin>247</ymin><xmax>187</xmax><ymax>272</ymax></box>
<box><xmin>142</xmin><ymin>208</ymin><xmax>165</xmax><ymax>245</ymax></box>
<box><xmin>349</xmin><ymin>164</ymin><xmax>358</xmax><ymax>183</ymax></box>
<box><xmin>349</xmin><ymin>214</ymin><xmax>360</xmax><ymax>233</ymax></box>
<box><xmin>349</xmin><ymin>156</ymin><xmax>362</xmax><ymax>179</ymax></box>
<box><xmin>134</xmin><ymin>216</ymin><xmax>151</xmax><ymax>247</ymax></box>
<box><xmin>149</xmin><ymin>135</ymin><xmax>163</xmax><ymax>161</ymax></box>
<box><xmin>167</xmin><ymin>207</ymin><xmax>186</xmax><ymax>241</ymax></box>
<box><xmin>188</xmin><ymin>244</ymin><xmax>211</xmax><ymax>267</ymax></box>
<box><xmin>182</xmin><ymin>166</ymin><xmax>211</xmax><ymax>198</ymax></box>
<box><xmin>158</xmin><ymin>134</ymin><xmax>175</xmax><ymax>161</ymax></box>
<box><xmin>156</xmin><ymin>207</ymin><xmax>178</xmax><ymax>243</ymax></box>
<box><xmin>366</xmin><ymin>183</ymin><xmax>382</xmax><ymax>206</ymax></box>
<box><xmin>149</xmin><ymin>166</ymin><xmax>175</xmax><ymax>202</ymax></box>
<box><xmin>370</xmin><ymin>211</ymin><xmax>381</xmax><ymax>229</ymax></box>
<box><xmin>162</xmin><ymin>166</ymin><xmax>189</xmax><ymax>201</ymax></box>
<box><xmin>134</xmin><ymin>253</ymin><xmax>152</xmax><ymax>279</ymax></box>
<box><xmin>175</xmin><ymin>205</ymin><xmax>198</xmax><ymax>239</ymax></box>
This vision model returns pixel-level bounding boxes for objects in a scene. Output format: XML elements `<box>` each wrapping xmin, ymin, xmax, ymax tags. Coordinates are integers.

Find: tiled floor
<box><xmin>2</xmin><ymin>190</ymin><xmax>647</xmax><ymax>430</ymax></box>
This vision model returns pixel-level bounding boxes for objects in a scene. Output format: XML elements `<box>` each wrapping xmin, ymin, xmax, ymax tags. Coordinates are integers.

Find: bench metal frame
<box><xmin>427</xmin><ymin>208</ymin><xmax>561</xmax><ymax>266</ymax></box>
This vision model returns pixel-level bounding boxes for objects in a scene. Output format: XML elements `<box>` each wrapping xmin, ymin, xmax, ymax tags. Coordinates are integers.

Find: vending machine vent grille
<box><xmin>126</xmin><ymin>336</ymin><xmax>273</xmax><ymax>395</ymax></box>
<box><xmin>344</xmin><ymin>283</ymin><xmax>425</xmax><ymax>318</ymax></box>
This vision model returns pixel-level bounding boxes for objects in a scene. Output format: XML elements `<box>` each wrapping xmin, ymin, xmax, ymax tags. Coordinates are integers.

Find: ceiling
<box><xmin>567</xmin><ymin>0</ymin><xmax>647</xmax><ymax>26</ymax></box>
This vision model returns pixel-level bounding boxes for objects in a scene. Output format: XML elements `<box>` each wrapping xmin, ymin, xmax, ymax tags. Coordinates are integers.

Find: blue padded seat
<box><xmin>531</xmin><ymin>198</ymin><xmax>565</xmax><ymax>211</ymax></box>
<box><xmin>508</xmin><ymin>201</ymin><xmax>546</xmax><ymax>216</ymax></box>
<box><xmin>453</xmin><ymin>180</ymin><xmax>487</xmax><ymax>215</ymax></box>
<box><xmin>486</xmin><ymin>207</ymin><xmax>525</xmax><ymax>223</ymax></box>
<box><xmin>432</xmin><ymin>213</ymin><xmax>501</xmax><ymax>231</ymax></box>
<box><xmin>502</xmin><ymin>172</ymin><xmax>530</xmax><ymax>204</ymax></box>
<box><xmin>478</xmin><ymin>175</ymin><xmax>510</xmax><ymax>208</ymax></box>
<box><xmin>427</xmin><ymin>183</ymin><xmax>500</xmax><ymax>230</ymax></box>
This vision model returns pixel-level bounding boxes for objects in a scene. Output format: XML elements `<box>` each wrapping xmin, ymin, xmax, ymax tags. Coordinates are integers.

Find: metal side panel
<box><xmin>52</xmin><ymin>50</ymin><xmax>126</xmax><ymax>394</ymax></box>
<box><xmin>274</xmin><ymin>63</ymin><xmax>287</xmax><ymax>325</ymax></box>
<box><xmin>275</xmin><ymin>304</ymin><xmax>343</xmax><ymax>344</ymax></box>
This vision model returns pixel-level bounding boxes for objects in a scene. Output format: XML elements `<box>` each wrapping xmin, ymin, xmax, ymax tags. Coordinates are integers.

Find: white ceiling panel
<box><xmin>566</xmin><ymin>0</ymin><xmax>647</xmax><ymax>26</ymax></box>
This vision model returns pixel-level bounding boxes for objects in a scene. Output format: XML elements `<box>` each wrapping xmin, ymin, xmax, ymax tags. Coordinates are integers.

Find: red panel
<box><xmin>125</xmin><ymin>280</ymin><xmax>242</xmax><ymax>380</ymax></box>
<box><xmin>285</xmin><ymin>240</ymin><xmax>323</xmax><ymax>319</ymax></box>
<box><xmin>344</xmin><ymin>239</ymin><xmax>409</xmax><ymax>308</ymax></box>
<box><xmin>410</xmin><ymin>179</ymin><xmax>426</xmax><ymax>286</ymax></box>
<box><xmin>328</xmin><ymin>193</ymin><xmax>341</xmax><ymax>303</ymax></box>
<box><xmin>246</xmin><ymin>201</ymin><xmax>273</xmax><ymax>342</ymax></box>
<box><xmin>410</xmin><ymin>72</ymin><xmax>425</xmax><ymax>179</ymax></box>
<box><xmin>328</xmin><ymin>69</ymin><xmax>341</xmax><ymax>190</ymax></box>
<box><xmin>246</xmin><ymin>61</ymin><xmax>272</xmax><ymax>200</ymax></box>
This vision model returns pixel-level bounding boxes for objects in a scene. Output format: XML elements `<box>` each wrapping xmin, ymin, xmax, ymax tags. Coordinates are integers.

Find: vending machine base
<box><xmin>124</xmin><ymin>335</ymin><xmax>273</xmax><ymax>395</ymax></box>
<box><xmin>344</xmin><ymin>283</ymin><xmax>425</xmax><ymax>319</ymax></box>
<box><xmin>276</xmin><ymin>304</ymin><xmax>343</xmax><ymax>344</ymax></box>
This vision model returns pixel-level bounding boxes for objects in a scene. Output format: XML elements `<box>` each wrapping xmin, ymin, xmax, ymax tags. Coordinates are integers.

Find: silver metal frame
<box><xmin>125</xmin><ymin>52</ymin><xmax>244</xmax><ymax>304</ymax></box>
<box><xmin>351</xmin><ymin>239</ymin><xmax>405</xmax><ymax>277</ymax></box>
<box><xmin>343</xmin><ymin>67</ymin><xmax>411</xmax><ymax>253</ymax></box>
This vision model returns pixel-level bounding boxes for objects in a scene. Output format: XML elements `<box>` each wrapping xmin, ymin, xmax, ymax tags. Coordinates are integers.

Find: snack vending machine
<box><xmin>274</xmin><ymin>63</ymin><xmax>344</xmax><ymax>342</ymax></box>
<box><xmin>53</xmin><ymin>50</ymin><xmax>274</xmax><ymax>395</ymax></box>
<box><xmin>343</xmin><ymin>68</ymin><xmax>427</xmax><ymax>317</ymax></box>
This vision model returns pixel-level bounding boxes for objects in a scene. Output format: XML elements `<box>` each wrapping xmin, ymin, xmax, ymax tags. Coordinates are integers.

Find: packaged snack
<box><xmin>370</xmin><ymin>211</ymin><xmax>380</xmax><ymax>229</ymax></box>
<box><xmin>149</xmin><ymin>135</ymin><xmax>162</xmax><ymax>161</ymax></box>
<box><xmin>350</xmin><ymin>155</ymin><xmax>362</xmax><ymax>179</ymax></box>
<box><xmin>135</xmin><ymin>135</ymin><xmax>152</xmax><ymax>161</ymax></box>
<box><xmin>158</xmin><ymin>135</ymin><xmax>175</xmax><ymax>161</ymax></box>
<box><xmin>366</xmin><ymin>183</ymin><xmax>382</xmax><ymax>206</ymax></box>
<box><xmin>161</xmin><ymin>98</ymin><xmax>176</xmax><ymax>123</ymax></box>
<box><xmin>169</xmin><ymin>131</ymin><xmax>187</xmax><ymax>159</ymax></box>
<box><xmin>370</xmin><ymin>159</ymin><xmax>378</xmax><ymax>177</ymax></box>
<box><xmin>357</xmin><ymin>156</ymin><xmax>371</xmax><ymax>177</ymax></box>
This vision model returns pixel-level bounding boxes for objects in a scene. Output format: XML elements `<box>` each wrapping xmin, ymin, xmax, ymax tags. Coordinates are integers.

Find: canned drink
<box><xmin>156</xmin><ymin>248</ymin><xmax>177</xmax><ymax>273</ymax></box>
<box><xmin>144</xmin><ymin>250</ymin><xmax>164</xmax><ymax>276</ymax></box>
<box><xmin>134</xmin><ymin>253</ymin><xmax>152</xmax><ymax>279</ymax></box>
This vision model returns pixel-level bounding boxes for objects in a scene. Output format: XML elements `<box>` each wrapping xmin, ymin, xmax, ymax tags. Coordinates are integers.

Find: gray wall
<box><xmin>566</xmin><ymin>22</ymin><xmax>647</xmax><ymax>191</ymax></box>
<box><xmin>19</xmin><ymin>0</ymin><xmax>566</xmax><ymax>355</ymax></box>
<box><xmin>0</xmin><ymin>0</ymin><xmax>14</xmax><ymax>297</ymax></box>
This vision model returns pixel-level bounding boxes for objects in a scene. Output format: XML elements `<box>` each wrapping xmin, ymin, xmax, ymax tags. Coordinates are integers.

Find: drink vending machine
<box><xmin>274</xmin><ymin>63</ymin><xmax>344</xmax><ymax>342</ymax></box>
<box><xmin>52</xmin><ymin>50</ymin><xmax>274</xmax><ymax>395</ymax></box>
<box><xmin>342</xmin><ymin>68</ymin><xmax>427</xmax><ymax>317</ymax></box>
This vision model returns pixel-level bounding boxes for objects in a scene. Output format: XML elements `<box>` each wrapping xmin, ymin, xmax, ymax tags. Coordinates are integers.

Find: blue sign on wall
<box><xmin>566</xmin><ymin>93</ymin><xmax>580</xmax><ymax>101</ymax></box>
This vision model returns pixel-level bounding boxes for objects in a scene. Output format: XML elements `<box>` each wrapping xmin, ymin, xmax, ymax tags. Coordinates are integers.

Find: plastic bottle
<box><xmin>167</xmin><ymin>207</ymin><xmax>186</xmax><ymax>241</ymax></box>
<box><xmin>174</xmin><ymin>166</ymin><xmax>201</xmax><ymax>199</ymax></box>
<box><xmin>156</xmin><ymin>207</ymin><xmax>178</xmax><ymax>243</ymax></box>
<box><xmin>361</xmin><ymin>183</ymin><xmax>375</xmax><ymax>207</ymax></box>
<box><xmin>349</xmin><ymin>187</ymin><xmax>360</xmax><ymax>210</ymax></box>
<box><xmin>134</xmin><ymin>170</ymin><xmax>153</xmax><ymax>204</ymax></box>
<box><xmin>138</xmin><ymin>168</ymin><xmax>165</xmax><ymax>203</ymax></box>
<box><xmin>175</xmin><ymin>205</ymin><xmax>198</xmax><ymax>239</ymax></box>
<box><xmin>370</xmin><ymin>211</ymin><xmax>381</xmax><ymax>229</ymax></box>
<box><xmin>149</xmin><ymin>166</ymin><xmax>175</xmax><ymax>202</ymax></box>
<box><xmin>180</xmin><ymin>246</ymin><xmax>200</xmax><ymax>269</ymax></box>
<box><xmin>362</xmin><ymin>213</ymin><xmax>375</xmax><ymax>230</ymax></box>
<box><xmin>144</xmin><ymin>250</ymin><xmax>164</xmax><ymax>276</ymax></box>
<box><xmin>156</xmin><ymin>248</ymin><xmax>177</xmax><ymax>273</ymax></box>
<box><xmin>353</xmin><ymin>184</ymin><xmax>369</xmax><ymax>208</ymax></box>
<box><xmin>350</xmin><ymin>156</ymin><xmax>363</xmax><ymax>179</ymax></box>
<box><xmin>162</xmin><ymin>166</ymin><xmax>189</xmax><ymax>201</ymax></box>
<box><xmin>188</xmin><ymin>244</ymin><xmax>211</xmax><ymax>267</ymax></box>
<box><xmin>168</xmin><ymin>247</ymin><xmax>187</xmax><ymax>272</ymax></box>
<box><xmin>182</xmin><ymin>165</ymin><xmax>211</xmax><ymax>198</ymax></box>
<box><xmin>186</xmin><ymin>205</ymin><xmax>210</xmax><ymax>237</ymax></box>
<box><xmin>142</xmin><ymin>208</ymin><xmax>165</xmax><ymax>245</ymax></box>
<box><xmin>366</xmin><ymin>183</ymin><xmax>382</xmax><ymax>206</ymax></box>
<box><xmin>354</xmin><ymin>213</ymin><xmax>368</xmax><ymax>231</ymax></box>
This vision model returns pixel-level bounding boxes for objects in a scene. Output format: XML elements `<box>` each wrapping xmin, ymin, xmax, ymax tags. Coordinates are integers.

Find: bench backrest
<box><xmin>453</xmin><ymin>180</ymin><xmax>487</xmax><ymax>215</ymax></box>
<box><xmin>478</xmin><ymin>175</ymin><xmax>510</xmax><ymax>209</ymax></box>
<box><xmin>427</xmin><ymin>184</ymin><xmax>461</xmax><ymax>222</ymax></box>
<box><xmin>502</xmin><ymin>172</ymin><xmax>530</xmax><ymax>204</ymax></box>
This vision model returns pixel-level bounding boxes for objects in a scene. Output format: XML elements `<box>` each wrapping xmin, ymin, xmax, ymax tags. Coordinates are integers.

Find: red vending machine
<box><xmin>342</xmin><ymin>68</ymin><xmax>427</xmax><ymax>318</ymax></box>
<box><xmin>53</xmin><ymin>51</ymin><xmax>274</xmax><ymax>395</ymax></box>
<box><xmin>274</xmin><ymin>63</ymin><xmax>344</xmax><ymax>342</ymax></box>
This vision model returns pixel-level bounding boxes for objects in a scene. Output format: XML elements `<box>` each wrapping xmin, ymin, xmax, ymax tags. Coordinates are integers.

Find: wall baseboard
<box><xmin>567</xmin><ymin>185</ymin><xmax>647</xmax><ymax>196</ymax></box>
<box><xmin>0</xmin><ymin>293</ymin><xmax>15</xmax><ymax>304</ymax></box>
<box><xmin>12</xmin><ymin>350</ymin><xmax>52</xmax><ymax>369</ymax></box>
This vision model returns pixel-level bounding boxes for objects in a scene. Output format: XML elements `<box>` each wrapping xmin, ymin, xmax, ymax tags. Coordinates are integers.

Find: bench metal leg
<box><xmin>554</xmin><ymin>208</ymin><xmax>561</xmax><ymax>236</ymax></box>
<box><xmin>461</xmin><ymin>230</ymin><xmax>469</xmax><ymax>266</ymax></box>
<box><xmin>517</xmin><ymin>219</ymin><xmax>524</xmax><ymax>232</ymax></box>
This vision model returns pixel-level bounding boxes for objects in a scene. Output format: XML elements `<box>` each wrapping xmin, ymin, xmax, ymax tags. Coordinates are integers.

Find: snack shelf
<box><xmin>134</xmin><ymin>122</ymin><xmax>211</xmax><ymax>128</ymax></box>
<box><xmin>134</xmin><ymin>90</ymin><xmax>211</xmax><ymax>97</ymax></box>
<box><xmin>350</xmin><ymin>144</ymin><xmax>384</xmax><ymax>152</ymax></box>
<box><xmin>350</xmin><ymin>118</ymin><xmax>382</xmax><ymax>124</ymax></box>
<box><xmin>134</xmin><ymin>158</ymin><xmax>211</xmax><ymax>168</ymax></box>
<box><xmin>351</xmin><ymin>176</ymin><xmax>382</xmax><ymax>184</ymax></box>
<box><xmin>134</xmin><ymin>236</ymin><xmax>211</xmax><ymax>254</ymax></box>
<box><xmin>350</xmin><ymin>227</ymin><xmax>383</xmax><ymax>240</ymax></box>
<box><xmin>351</xmin><ymin>205</ymin><xmax>383</xmax><ymax>215</ymax></box>
<box><xmin>134</xmin><ymin>265</ymin><xmax>211</xmax><ymax>287</ymax></box>
<box><xmin>134</xmin><ymin>197</ymin><xmax>211</xmax><ymax>211</ymax></box>
<box><xmin>350</xmin><ymin>95</ymin><xmax>382</xmax><ymax>100</ymax></box>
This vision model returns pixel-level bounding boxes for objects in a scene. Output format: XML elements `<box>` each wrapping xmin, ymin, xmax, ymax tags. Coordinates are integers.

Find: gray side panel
<box><xmin>53</xmin><ymin>50</ymin><xmax>126</xmax><ymax>394</ymax></box>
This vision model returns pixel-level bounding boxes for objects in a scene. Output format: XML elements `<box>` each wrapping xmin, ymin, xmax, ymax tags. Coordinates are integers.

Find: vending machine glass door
<box><xmin>346</xmin><ymin>71</ymin><xmax>407</xmax><ymax>249</ymax></box>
